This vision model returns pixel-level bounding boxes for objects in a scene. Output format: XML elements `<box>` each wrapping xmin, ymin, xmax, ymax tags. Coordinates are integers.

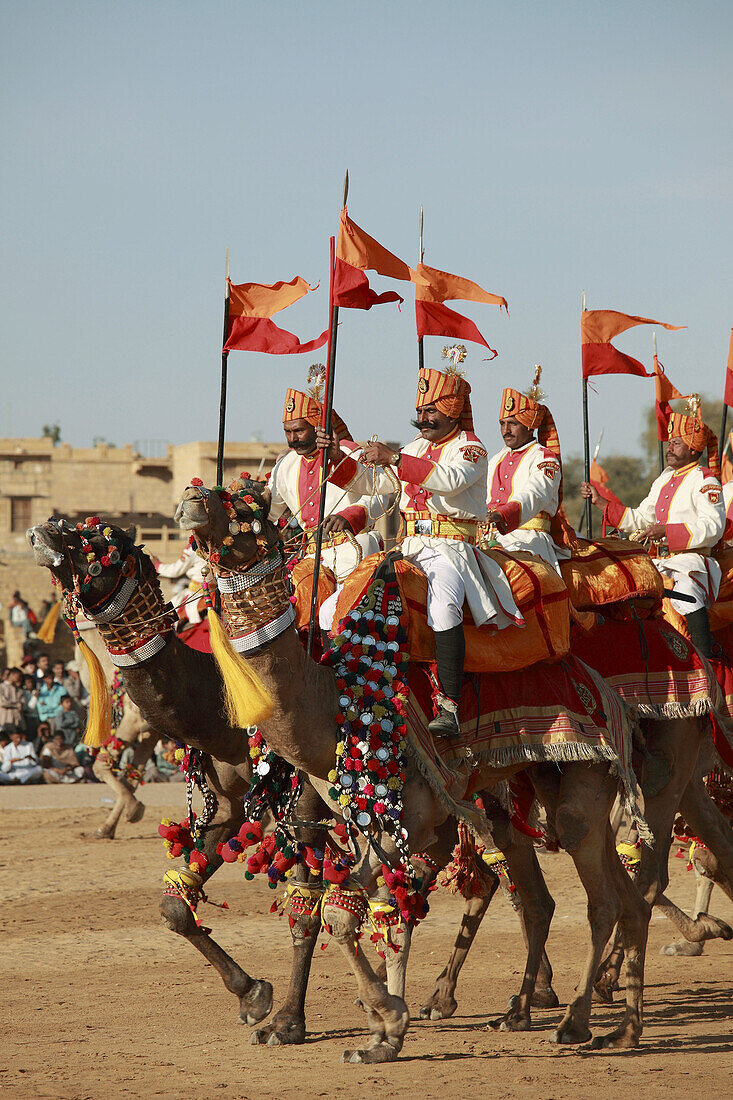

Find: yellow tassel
<box><xmin>206</xmin><ymin>608</ymin><xmax>274</xmax><ymax>728</ymax></box>
<box><xmin>36</xmin><ymin>600</ymin><xmax>61</xmax><ymax>644</ymax></box>
<box><xmin>79</xmin><ymin>637</ymin><xmax>113</xmax><ymax>747</ymax></box>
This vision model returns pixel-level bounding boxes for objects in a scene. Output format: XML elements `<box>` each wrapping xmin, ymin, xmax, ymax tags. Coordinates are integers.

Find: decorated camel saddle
<box><xmin>295</xmin><ymin>546</ymin><xmax>570</xmax><ymax>673</ymax></box>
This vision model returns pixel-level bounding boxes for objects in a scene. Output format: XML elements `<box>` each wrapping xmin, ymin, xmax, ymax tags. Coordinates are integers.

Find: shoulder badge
<box><xmin>538</xmin><ymin>460</ymin><xmax>560</xmax><ymax>480</ymax></box>
<box><xmin>701</xmin><ymin>484</ymin><xmax>721</xmax><ymax>503</ymax></box>
<box><xmin>460</xmin><ymin>444</ymin><xmax>487</xmax><ymax>464</ymax></box>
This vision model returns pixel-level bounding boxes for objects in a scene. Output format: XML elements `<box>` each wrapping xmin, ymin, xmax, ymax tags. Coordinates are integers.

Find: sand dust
<box><xmin>2</xmin><ymin>782</ymin><xmax>732</xmax><ymax>1099</ymax></box>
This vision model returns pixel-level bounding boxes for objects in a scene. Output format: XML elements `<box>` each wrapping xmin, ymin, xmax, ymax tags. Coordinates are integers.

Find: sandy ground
<box><xmin>2</xmin><ymin>783</ymin><xmax>733</xmax><ymax>1100</ymax></box>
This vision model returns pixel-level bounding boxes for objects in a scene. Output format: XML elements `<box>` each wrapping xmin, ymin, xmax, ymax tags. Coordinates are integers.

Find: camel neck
<box><xmin>242</xmin><ymin>626</ymin><xmax>341</xmax><ymax>780</ymax></box>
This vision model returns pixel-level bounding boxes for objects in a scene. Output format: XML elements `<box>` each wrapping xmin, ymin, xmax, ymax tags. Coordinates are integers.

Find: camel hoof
<box><xmin>248</xmin><ymin>1015</ymin><xmax>305</xmax><ymax>1045</ymax></box>
<box><xmin>419</xmin><ymin>995</ymin><xmax>457</xmax><ymax>1020</ymax></box>
<box><xmin>125</xmin><ymin>800</ymin><xmax>146</xmax><ymax>824</ymax></box>
<box><xmin>531</xmin><ymin>987</ymin><xmax>560</xmax><ymax>1009</ymax></box>
<box><xmin>239</xmin><ymin>979</ymin><xmax>273</xmax><ymax>1027</ymax></box>
<box><xmin>551</xmin><ymin>1023</ymin><xmax>592</xmax><ymax>1045</ymax></box>
<box><xmin>592</xmin><ymin>975</ymin><xmax>618</xmax><ymax>1004</ymax></box>
<box><xmin>590</xmin><ymin>1026</ymin><xmax>640</xmax><ymax>1050</ymax></box>
<box><xmin>660</xmin><ymin>940</ymin><xmax>704</xmax><ymax>956</ymax></box>
<box><xmin>487</xmin><ymin>1011</ymin><xmax>530</xmax><ymax>1032</ymax></box>
<box><xmin>341</xmin><ymin>1042</ymin><xmax>399</xmax><ymax>1064</ymax></box>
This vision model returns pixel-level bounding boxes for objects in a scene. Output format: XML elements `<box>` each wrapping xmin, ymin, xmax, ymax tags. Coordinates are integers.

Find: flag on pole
<box><xmin>414</xmin><ymin>262</ymin><xmax>507</xmax><ymax>355</ymax></box>
<box><xmin>224</xmin><ymin>276</ymin><xmax>328</xmax><ymax>354</ymax></box>
<box><xmin>721</xmin><ymin>431</ymin><xmax>733</xmax><ymax>485</ymax></box>
<box><xmin>653</xmin><ymin>354</ymin><xmax>688</xmax><ymax>441</ymax></box>
<box><xmin>333</xmin><ymin>208</ymin><xmax>413</xmax><ymax>309</ymax></box>
<box><xmin>723</xmin><ymin>328</ymin><xmax>733</xmax><ymax>407</ymax></box>
<box><xmin>581</xmin><ymin>310</ymin><xmax>684</xmax><ymax>378</ymax></box>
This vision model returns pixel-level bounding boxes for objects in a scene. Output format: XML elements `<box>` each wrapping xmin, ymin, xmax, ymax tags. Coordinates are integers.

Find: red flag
<box><xmin>653</xmin><ymin>354</ymin><xmax>688</xmax><ymax>441</ymax></box>
<box><xmin>724</xmin><ymin>328</ymin><xmax>733</xmax><ymax>407</ymax></box>
<box><xmin>415</xmin><ymin>299</ymin><xmax>498</xmax><ymax>357</ymax></box>
<box><xmin>581</xmin><ymin>310</ymin><xmax>684</xmax><ymax>379</ymax></box>
<box><xmin>224</xmin><ymin>316</ymin><xmax>328</xmax><ymax>355</ymax></box>
<box><xmin>333</xmin><ymin>207</ymin><xmax>413</xmax><ymax>310</ymax></box>
<box><xmin>223</xmin><ymin>275</ymin><xmax>327</xmax><ymax>354</ymax></box>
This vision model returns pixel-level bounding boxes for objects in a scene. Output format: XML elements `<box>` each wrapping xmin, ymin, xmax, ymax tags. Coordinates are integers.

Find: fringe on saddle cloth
<box><xmin>403</xmin><ymin>654</ymin><xmax>653</xmax><ymax>846</ymax></box>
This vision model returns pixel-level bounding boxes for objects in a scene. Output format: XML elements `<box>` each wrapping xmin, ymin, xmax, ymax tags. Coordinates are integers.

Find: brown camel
<box><xmin>74</xmin><ymin>620</ymin><xmax>155</xmax><ymax>838</ymax></box>
<box><xmin>27</xmin><ymin>517</ymin><xmax>329</xmax><ymax>1046</ymax></box>
<box><xmin>172</xmin><ymin>481</ymin><xmax>651</xmax><ymax>1062</ymax></box>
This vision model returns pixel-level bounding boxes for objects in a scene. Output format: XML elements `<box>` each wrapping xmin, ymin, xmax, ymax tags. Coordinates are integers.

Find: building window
<box><xmin>11</xmin><ymin>497</ymin><xmax>32</xmax><ymax>532</ymax></box>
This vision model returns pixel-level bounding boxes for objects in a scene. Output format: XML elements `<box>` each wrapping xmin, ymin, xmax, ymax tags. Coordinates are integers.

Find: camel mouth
<box><xmin>27</xmin><ymin>525</ymin><xmax>64</xmax><ymax>568</ymax></box>
<box><xmin>174</xmin><ymin>489</ymin><xmax>210</xmax><ymax>532</ymax></box>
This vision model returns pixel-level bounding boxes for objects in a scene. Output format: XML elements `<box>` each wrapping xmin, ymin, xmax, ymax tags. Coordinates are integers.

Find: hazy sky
<box><xmin>2</xmin><ymin>1</ymin><xmax>732</xmax><ymax>462</ymax></box>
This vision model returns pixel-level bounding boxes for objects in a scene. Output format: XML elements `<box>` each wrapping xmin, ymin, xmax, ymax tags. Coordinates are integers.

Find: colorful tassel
<box><xmin>79</xmin><ymin>636</ymin><xmax>113</xmax><ymax>747</ymax></box>
<box><xmin>206</xmin><ymin>608</ymin><xmax>274</xmax><ymax>729</ymax></box>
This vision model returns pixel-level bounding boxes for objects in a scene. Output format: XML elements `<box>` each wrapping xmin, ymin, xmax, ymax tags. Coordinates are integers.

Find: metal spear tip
<box><xmin>343</xmin><ymin>170</ymin><xmax>349</xmax><ymax>207</ymax></box>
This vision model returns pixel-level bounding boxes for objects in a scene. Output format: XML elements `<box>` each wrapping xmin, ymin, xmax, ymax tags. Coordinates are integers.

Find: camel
<box><xmin>171</xmin><ymin>480</ymin><xmax>652</xmax><ymax>1062</ymax></box>
<box><xmin>27</xmin><ymin>517</ymin><xmax>330</xmax><ymax>1047</ymax></box>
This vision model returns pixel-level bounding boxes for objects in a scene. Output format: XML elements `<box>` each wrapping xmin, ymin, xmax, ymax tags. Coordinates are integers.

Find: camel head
<box><xmin>27</xmin><ymin>517</ymin><xmax>148</xmax><ymax>613</ymax></box>
<box><xmin>174</xmin><ymin>479</ymin><xmax>279</xmax><ymax>570</ymax></box>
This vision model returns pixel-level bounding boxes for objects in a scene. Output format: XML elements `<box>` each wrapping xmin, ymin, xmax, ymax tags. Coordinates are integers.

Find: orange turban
<box><xmin>416</xmin><ymin>367</ymin><xmax>473</xmax><ymax>431</ymax></box>
<box><xmin>282</xmin><ymin>389</ymin><xmax>353</xmax><ymax>442</ymax></box>
<box><xmin>499</xmin><ymin>385</ymin><xmax>577</xmax><ymax>549</ymax></box>
<box><xmin>668</xmin><ymin>410</ymin><xmax>719</xmax><ymax>479</ymax></box>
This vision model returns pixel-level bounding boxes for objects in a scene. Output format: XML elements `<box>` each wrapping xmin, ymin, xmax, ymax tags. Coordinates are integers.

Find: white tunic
<box><xmin>606</xmin><ymin>462</ymin><xmax>725</xmax><ymax>609</ymax></box>
<box><xmin>268</xmin><ymin>443</ymin><xmax>382</xmax><ymax>583</ymax></box>
<box><xmin>392</xmin><ymin>429</ymin><xmax>522</xmax><ymax>630</ymax></box>
<box><xmin>486</xmin><ymin>439</ymin><xmax>569</xmax><ymax>571</ymax></box>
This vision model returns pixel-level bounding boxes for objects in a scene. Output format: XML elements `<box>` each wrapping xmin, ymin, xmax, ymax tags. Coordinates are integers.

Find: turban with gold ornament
<box><xmin>667</xmin><ymin>398</ymin><xmax>719</xmax><ymax>479</ymax></box>
<box><xmin>415</xmin><ymin>367</ymin><xmax>473</xmax><ymax>431</ymax></box>
<box><xmin>282</xmin><ymin>388</ymin><xmax>352</xmax><ymax>442</ymax></box>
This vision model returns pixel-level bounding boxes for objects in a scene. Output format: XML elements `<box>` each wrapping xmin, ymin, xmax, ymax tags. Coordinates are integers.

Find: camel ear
<box><xmin>124</xmin><ymin>525</ymin><xmax>136</xmax><ymax>539</ymax></box>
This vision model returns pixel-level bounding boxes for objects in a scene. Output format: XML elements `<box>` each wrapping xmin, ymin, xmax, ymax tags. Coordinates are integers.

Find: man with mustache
<box><xmin>486</xmin><ymin>366</ymin><xmax>572</xmax><ymax>572</ymax></box>
<box><xmin>269</xmin><ymin>385</ymin><xmax>383</xmax><ymax>631</ymax></box>
<box><xmin>581</xmin><ymin>399</ymin><xmax>724</xmax><ymax>656</ymax></box>
<box><xmin>361</xmin><ymin>359</ymin><xmax>521</xmax><ymax>737</ymax></box>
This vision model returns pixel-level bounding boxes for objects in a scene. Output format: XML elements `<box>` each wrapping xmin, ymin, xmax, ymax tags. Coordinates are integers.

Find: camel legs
<box><xmin>250</xmin><ymin>783</ymin><xmax>328</xmax><ymax>1045</ymax></box>
<box><xmin>660</xmin><ymin>872</ymin><xmax>716</xmax><ymax>955</ymax></box>
<box><xmin>678</xmin><ymin>770</ymin><xmax>733</xmax><ymax>896</ymax></box>
<box><xmin>92</xmin><ymin>731</ymin><xmax>156</xmax><ymax>838</ymax></box>
<box><xmin>420</xmin><ymin>890</ymin><xmax>496</xmax><ymax>1021</ymax></box>
<box><xmin>531</xmin><ymin>762</ymin><xmax>650</xmax><ymax>1048</ymax></box>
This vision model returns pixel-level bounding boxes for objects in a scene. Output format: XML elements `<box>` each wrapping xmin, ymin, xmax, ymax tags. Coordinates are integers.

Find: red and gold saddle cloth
<box><xmin>571</xmin><ymin>616</ymin><xmax>712</xmax><ymax>720</ymax></box>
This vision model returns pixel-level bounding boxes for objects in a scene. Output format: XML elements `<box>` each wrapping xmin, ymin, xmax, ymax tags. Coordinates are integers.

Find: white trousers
<box><xmin>655</xmin><ymin>564</ymin><xmax>708</xmax><ymax>615</ymax></box>
<box><xmin>319</xmin><ymin>585</ymin><xmax>343</xmax><ymax>631</ymax></box>
<box><xmin>410</xmin><ymin>544</ymin><xmax>465</xmax><ymax>631</ymax></box>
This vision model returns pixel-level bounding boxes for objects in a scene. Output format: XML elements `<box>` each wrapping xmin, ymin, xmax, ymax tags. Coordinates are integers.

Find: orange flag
<box><xmin>333</xmin><ymin>207</ymin><xmax>414</xmax><ymax>310</ymax></box>
<box><xmin>581</xmin><ymin>310</ymin><xmax>684</xmax><ymax>378</ymax></box>
<box><xmin>653</xmin><ymin>354</ymin><xmax>688</xmax><ymax>441</ymax></box>
<box><xmin>721</xmin><ymin>432</ymin><xmax>733</xmax><ymax>486</ymax></box>
<box><xmin>414</xmin><ymin>263</ymin><xmax>507</xmax><ymax>309</ymax></box>
<box><xmin>227</xmin><ymin>276</ymin><xmax>314</xmax><ymax>319</ymax></box>
<box><xmin>223</xmin><ymin>276</ymin><xmax>328</xmax><ymax>355</ymax></box>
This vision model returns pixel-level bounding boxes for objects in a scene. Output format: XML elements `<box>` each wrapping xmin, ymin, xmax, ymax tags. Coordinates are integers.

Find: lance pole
<box><xmin>720</xmin><ymin>329</ymin><xmax>733</xmax><ymax>466</ymax></box>
<box><xmin>581</xmin><ymin>289</ymin><xmax>593</xmax><ymax>537</ymax></box>
<box><xmin>217</xmin><ymin>247</ymin><xmax>230</xmax><ymax>487</ymax></box>
<box><xmin>417</xmin><ymin>205</ymin><xmax>425</xmax><ymax>371</ymax></box>
<box><xmin>653</xmin><ymin>332</ymin><xmax>665</xmax><ymax>475</ymax></box>
<box><xmin>306</xmin><ymin>173</ymin><xmax>348</xmax><ymax>657</ymax></box>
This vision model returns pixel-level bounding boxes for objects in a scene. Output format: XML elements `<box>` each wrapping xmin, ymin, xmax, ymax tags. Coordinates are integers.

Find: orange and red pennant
<box><xmin>723</xmin><ymin>328</ymin><xmax>733</xmax><ymax>407</ymax></box>
<box><xmin>415</xmin><ymin>262</ymin><xmax>507</xmax><ymax>356</ymax></box>
<box><xmin>224</xmin><ymin>276</ymin><xmax>328</xmax><ymax>355</ymax></box>
<box><xmin>581</xmin><ymin>310</ymin><xmax>684</xmax><ymax>379</ymax></box>
<box><xmin>333</xmin><ymin>208</ymin><xmax>414</xmax><ymax>310</ymax></box>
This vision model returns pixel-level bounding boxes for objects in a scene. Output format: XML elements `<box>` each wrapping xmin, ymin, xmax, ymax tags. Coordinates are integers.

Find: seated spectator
<box><xmin>9</xmin><ymin>591</ymin><xmax>36</xmax><ymax>639</ymax></box>
<box><xmin>21</xmin><ymin>655</ymin><xmax>38</xmax><ymax>679</ymax></box>
<box><xmin>74</xmin><ymin>741</ymin><xmax>97</xmax><ymax>782</ymax></box>
<box><xmin>52</xmin><ymin>660</ymin><xmax>66</xmax><ymax>684</ymax></box>
<box><xmin>34</xmin><ymin>720</ymin><xmax>54</xmax><ymax>755</ymax></box>
<box><xmin>35</xmin><ymin>654</ymin><xmax>51</xmax><ymax>683</ymax></box>
<box><xmin>152</xmin><ymin>737</ymin><xmax>185</xmax><ymax>782</ymax></box>
<box><xmin>62</xmin><ymin>661</ymin><xmax>89</xmax><ymax>718</ymax></box>
<box><xmin>0</xmin><ymin>668</ymin><xmax>26</xmax><ymax>734</ymax></box>
<box><xmin>36</xmin><ymin>671</ymin><xmax>66</xmax><ymax>729</ymax></box>
<box><xmin>0</xmin><ymin>730</ymin><xmax>43</xmax><ymax>784</ymax></box>
<box><xmin>21</xmin><ymin>674</ymin><xmax>39</xmax><ymax>739</ymax></box>
<box><xmin>40</xmin><ymin>732</ymin><xmax>85</xmax><ymax>783</ymax></box>
<box><xmin>56</xmin><ymin>694</ymin><xmax>82</xmax><ymax>745</ymax></box>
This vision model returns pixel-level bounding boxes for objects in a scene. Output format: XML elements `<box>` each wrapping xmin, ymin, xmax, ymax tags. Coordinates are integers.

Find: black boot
<box><xmin>684</xmin><ymin>608</ymin><xmax>714</xmax><ymax>658</ymax></box>
<box><xmin>428</xmin><ymin>625</ymin><xmax>466</xmax><ymax>739</ymax></box>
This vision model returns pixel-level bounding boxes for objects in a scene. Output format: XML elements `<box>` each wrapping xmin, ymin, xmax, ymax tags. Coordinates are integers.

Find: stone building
<box><xmin>0</xmin><ymin>436</ymin><xmax>283</xmax><ymax>665</ymax></box>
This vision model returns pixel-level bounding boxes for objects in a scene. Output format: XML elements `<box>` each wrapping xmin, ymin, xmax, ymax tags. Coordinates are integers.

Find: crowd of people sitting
<box><xmin>0</xmin><ymin>651</ymin><xmax>184</xmax><ymax>786</ymax></box>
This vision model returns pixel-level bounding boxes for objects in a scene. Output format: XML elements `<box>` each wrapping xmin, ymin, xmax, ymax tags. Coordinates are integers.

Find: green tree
<box><xmin>42</xmin><ymin>422</ymin><xmax>61</xmax><ymax>445</ymax></box>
